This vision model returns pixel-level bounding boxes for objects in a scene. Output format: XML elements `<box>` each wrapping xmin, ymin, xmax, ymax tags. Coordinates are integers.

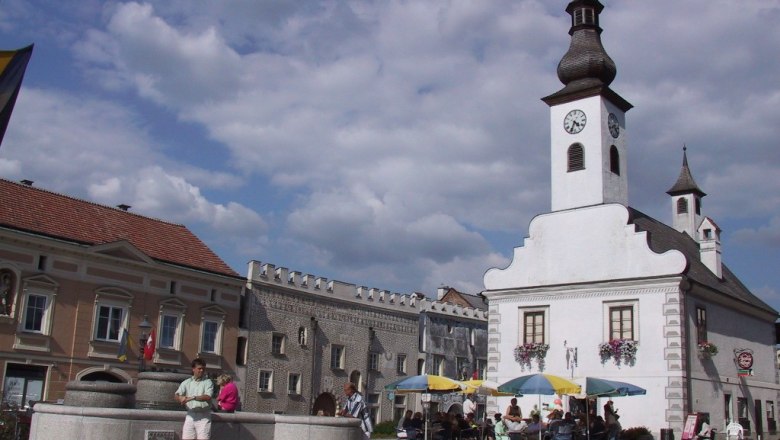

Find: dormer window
<box><xmin>573</xmin><ymin>8</ymin><xmax>596</xmax><ymax>26</ymax></box>
<box><xmin>703</xmin><ymin>229</ymin><xmax>712</xmax><ymax>239</ymax></box>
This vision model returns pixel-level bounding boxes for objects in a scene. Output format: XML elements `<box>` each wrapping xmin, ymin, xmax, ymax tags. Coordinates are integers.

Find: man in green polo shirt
<box><xmin>175</xmin><ymin>358</ymin><xmax>214</xmax><ymax>440</ymax></box>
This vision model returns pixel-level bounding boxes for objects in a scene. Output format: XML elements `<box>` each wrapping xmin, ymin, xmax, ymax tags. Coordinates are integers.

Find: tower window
<box><xmin>609</xmin><ymin>146</ymin><xmax>620</xmax><ymax>175</ymax></box>
<box><xmin>676</xmin><ymin>198</ymin><xmax>688</xmax><ymax>214</ymax></box>
<box><xmin>567</xmin><ymin>144</ymin><xmax>585</xmax><ymax>172</ymax></box>
<box><xmin>695</xmin><ymin>198</ymin><xmax>701</xmax><ymax>215</ymax></box>
<box><xmin>573</xmin><ymin>8</ymin><xmax>596</xmax><ymax>26</ymax></box>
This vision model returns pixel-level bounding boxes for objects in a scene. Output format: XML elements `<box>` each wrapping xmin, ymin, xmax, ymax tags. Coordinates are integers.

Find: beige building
<box><xmin>0</xmin><ymin>178</ymin><xmax>245</xmax><ymax>407</ymax></box>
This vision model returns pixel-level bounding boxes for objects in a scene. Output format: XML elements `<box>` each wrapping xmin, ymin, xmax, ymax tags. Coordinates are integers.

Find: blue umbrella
<box><xmin>581</xmin><ymin>377</ymin><xmax>646</xmax><ymax>397</ymax></box>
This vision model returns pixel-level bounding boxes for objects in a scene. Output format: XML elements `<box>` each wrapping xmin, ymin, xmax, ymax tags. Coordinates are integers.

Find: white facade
<box><xmin>483</xmin><ymin>0</ymin><xmax>778</xmax><ymax>437</ymax></box>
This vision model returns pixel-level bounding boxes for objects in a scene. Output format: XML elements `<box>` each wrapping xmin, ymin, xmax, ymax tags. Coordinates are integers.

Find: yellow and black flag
<box><xmin>0</xmin><ymin>44</ymin><xmax>33</xmax><ymax>147</ymax></box>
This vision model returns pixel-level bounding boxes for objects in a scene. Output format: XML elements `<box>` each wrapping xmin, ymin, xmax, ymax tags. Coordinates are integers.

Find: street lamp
<box><xmin>138</xmin><ymin>315</ymin><xmax>152</xmax><ymax>372</ymax></box>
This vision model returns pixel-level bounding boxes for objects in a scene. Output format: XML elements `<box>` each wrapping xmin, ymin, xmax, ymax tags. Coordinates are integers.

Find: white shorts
<box><xmin>183</xmin><ymin>411</ymin><xmax>212</xmax><ymax>439</ymax></box>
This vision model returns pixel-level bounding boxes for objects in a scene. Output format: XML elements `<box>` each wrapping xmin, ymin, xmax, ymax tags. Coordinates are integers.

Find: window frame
<box><xmin>677</xmin><ymin>198</ymin><xmax>688</xmax><ymax>214</ymax></box>
<box><xmin>287</xmin><ymin>373</ymin><xmax>301</xmax><ymax>395</ymax></box>
<box><xmin>272</xmin><ymin>333</ymin><xmax>286</xmax><ymax>356</ymax></box>
<box><xmin>696</xmin><ymin>306</ymin><xmax>708</xmax><ymax>344</ymax></box>
<box><xmin>157</xmin><ymin>298</ymin><xmax>186</xmax><ymax>351</ymax></box>
<box><xmin>397</xmin><ymin>354</ymin><xmax>407</xmax><ymax>375</ymax></box>
<box><xmin>21</xmin><ymin>293</ymin><xmax>49</xmax><ymax>334</ymax></box>
<box><xmin>609</xmin><ymin>145</ymin><xmax>620</xmax><ymax>175</ymax></box>
<box><xmin>520</xmin><ymin>306</ymin><xmax>549</xmax><ymax>345</ymax></box>
<box><xmin>433</xmin><ymin>355</ymin><xmax>444</xmax><ymax>376</ymax></box>
<box><xmin>258</xmin><ymin>370</ymin><xmax>274</xmax><ymax>393</ymax></box>
<box><xmin>199</xmin><ymin>305</ymin><xmax>226</xmax><ymax>356</ymax></box>
<box><xmin>91</xmin><ymin>288</ymin><xmax>133</xmax><ymax>343</ymax></box>
<box><xmin>369</xmin><ymin>353</ymin><xmax>380</xmax><ymax>371</ymax></box>
<box><xmin>331</xmin><ymin>345</ymin><xmax>345</xmax><ymax>370</ymax></box>
<box><xmin>603</xmin><ymin>300</ymin><xmax>639</xmax><ymax>341</ymax></box>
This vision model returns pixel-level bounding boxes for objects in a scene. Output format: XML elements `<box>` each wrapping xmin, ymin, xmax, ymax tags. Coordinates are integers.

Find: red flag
<box><xmin>0</xmin><ymin>45</ymin><xmax>33</xmax><ymax>147</ymax></box>
<box><xmin>144</xmin><ymin>328</ymin><xmax>156</xmax><ymax>361</ymax></box>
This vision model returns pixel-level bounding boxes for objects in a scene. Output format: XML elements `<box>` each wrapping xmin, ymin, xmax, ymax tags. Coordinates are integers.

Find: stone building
<box><xmin>243</xmin><ymin>260</ymin><xmax>488</xmax><ymax>423</ymax></box>
<box><xmin>0</xmin><ymin>178</ymin><xmax>245</xmax><ymax>406</ymax></box>
<box><xmin>483</xmin><ymin>1</ymin><xmax>778</xmax><ymax>437</ymax></box>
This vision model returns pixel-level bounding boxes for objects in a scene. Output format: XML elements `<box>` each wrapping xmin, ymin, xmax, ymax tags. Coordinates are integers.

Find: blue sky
<box><xmin>1</xmin><ymin>1</ymin><xmax>779</xmax><ymax>311</ymax></box>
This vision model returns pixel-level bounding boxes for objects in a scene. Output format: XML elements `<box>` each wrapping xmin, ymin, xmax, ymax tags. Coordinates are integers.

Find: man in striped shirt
<box><xmin>340</xmin><ymin>382</ymin><xmax>373</xmax><ymax>439</ymax></box>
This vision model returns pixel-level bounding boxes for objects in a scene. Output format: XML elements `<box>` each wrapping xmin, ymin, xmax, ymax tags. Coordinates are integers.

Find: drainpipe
<box><xmin>309</xmin><ymin>317</ymin><xmax>318</xmax><ymax>415</ymax></box>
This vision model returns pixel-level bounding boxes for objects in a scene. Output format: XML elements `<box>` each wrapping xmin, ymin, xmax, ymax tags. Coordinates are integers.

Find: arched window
<box><xmin>567</xmin><ymin>144</ymin><xmax>585</xmax><ymax>172</ymax></box>
<box><xmin>677</xmin><ymin>198</ymin><xmax>688</xmax><ymax>214</ymax></box>
<box><xmin>695</xmin><ymin>198</ymin><xmax>702</xmax><ymax>215</ymax></box>
<box><xmin>609</xmin><ymin>146</ymin><xmax>620</xmax><ymax>175</ymax></box>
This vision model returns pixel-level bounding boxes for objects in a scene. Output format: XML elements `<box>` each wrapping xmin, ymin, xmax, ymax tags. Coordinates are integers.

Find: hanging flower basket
<box><xmin>599</xmin><ymin>339</ymin><xmax>638</xmax><ymax>366</ymax></box>
<box><xmin>514</xmin><ymin>342</ymin><xmax>549</xmax><ymax>371</ymax></box>
<box><xmin>697</xmin><ymin>341</ymin><xmax>718</xmax><ymax>357</ymax></box>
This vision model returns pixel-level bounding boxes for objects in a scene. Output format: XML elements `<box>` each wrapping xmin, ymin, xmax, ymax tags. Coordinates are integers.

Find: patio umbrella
<box><xmin>498</xmin><ymin>373</ymin><xmax>581</xmax><ymax>395</ymax></box>
<box><xmin>582</xmin><ymin>377</ymin><xmax>646</xmax><ymax>397</ymax></box>
<box><xmin>571</xmin><ymin>377</ymin><xmax>646</xmax><ymax>440</ymax></box>
<box><xmin>461</xmin><ymin>379</ymin><xmax>515</xmax><ymax>397</ymax></box>
<box><xmin>384</xmin><ymin>374</ymin><xmax>466</xmax><ymax>394</ymax></box>
<box><xmin>385</xmin><ymin>374</ymin><xmax>466</xmax><ymax>440</ymax></box>
<box><xmin>498</xmin><ymin>374</ymin><xmax>581</xmax><ymax>440</ymax></box>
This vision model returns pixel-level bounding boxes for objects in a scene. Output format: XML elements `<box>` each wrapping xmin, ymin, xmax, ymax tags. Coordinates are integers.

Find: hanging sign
<box><xmin>735</xmin><ymin>349</ymin><xmax>754</xmax><ymax>377</ymax></box>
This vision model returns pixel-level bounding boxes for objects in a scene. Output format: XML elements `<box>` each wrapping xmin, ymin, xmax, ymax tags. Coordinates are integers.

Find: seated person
<box><xmin>494</xmin><ymin>413</ymin><xmax>510</xmax><ymax>440</ymax></box>
<box><xmin>550</xmin><ymin>412</ymin><xmax>576</xmax><ymax>440</ymax></box>
<box><xmin>525</xmin><ymin>414</ymin><xmax>545</xmax><ymax>438</ymax></box>
<box><xmin>589</xmin><ymin>416</ymin><xmax>607</xmax><ymax>440</ymax></box>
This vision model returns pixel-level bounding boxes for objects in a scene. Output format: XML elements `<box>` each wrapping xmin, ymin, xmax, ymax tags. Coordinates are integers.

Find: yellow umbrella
<box><xmin>461</xmin><ymin>379</ymin><xmax>515</xmax><ymax>397</ymax></box>
<box><xmin>384</xmin><ymin>374</ymin><xmax>466</xmax><ymax>394</ymax></box>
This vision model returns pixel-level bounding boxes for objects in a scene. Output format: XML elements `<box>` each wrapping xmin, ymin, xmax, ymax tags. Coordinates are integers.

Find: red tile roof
<box><xmin>0</xmin><ymin>178</ymin><xmax>239</xmax><ymax>278</ymax></box>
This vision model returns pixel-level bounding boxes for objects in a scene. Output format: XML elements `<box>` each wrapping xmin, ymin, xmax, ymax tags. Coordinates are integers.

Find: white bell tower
<box><xmin>542</xmin><ymin>0</ymin><xmax>632</xmax><ymax>212</ymax></box>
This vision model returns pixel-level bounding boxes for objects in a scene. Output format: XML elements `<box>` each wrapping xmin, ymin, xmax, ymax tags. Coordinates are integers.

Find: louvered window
<box><xmin>567</xmin><ymin>144</ymin><xmax>585</xmax><ymax>172</ymax></box>
<box><xmin>574</xmin><ymin>8</ymin><xmax>596</xmax><ymax>26</ymax></box>
<box><xmin>677</xmin><ymin>198</ymin><xmax>688</xmax><ymax>214</ymax></box>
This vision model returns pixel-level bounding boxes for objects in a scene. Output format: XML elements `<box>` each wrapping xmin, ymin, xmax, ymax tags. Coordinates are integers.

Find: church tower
<box><xmin>542</xmin><ymin>0</ymin><xmax>632</xmax><ymax>212</ymax></box>
<box><xmin>666</xmin><ymin>147</ymin><xmax>706</xmax><ymax>238</ymax></box>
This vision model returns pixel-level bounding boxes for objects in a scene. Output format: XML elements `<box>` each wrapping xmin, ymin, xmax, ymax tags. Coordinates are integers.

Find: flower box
<box><xmin>514</xmin><ymin>342</ymin><xmax>549</xmax><ymax>371</ymax></box>
<box><xmin>599</xmin><ymin>339</ymin><xmax>638</xmax><ymax>366</ymax></box>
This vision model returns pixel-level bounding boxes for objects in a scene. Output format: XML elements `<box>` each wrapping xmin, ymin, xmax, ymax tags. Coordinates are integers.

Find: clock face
<box><xmin>737</xmin><ymin>352</ymin><xmax>753</xmax><ymax>369</ymax></box>
<box><xmin>563</xmin><ymin>109</ymin><xmax>586</xmax><ymax>134</ymax></box>
<box><xmin>608</xmin><ymin>113</ymin><xmax>620</xmax><ymax>138</ymax></box>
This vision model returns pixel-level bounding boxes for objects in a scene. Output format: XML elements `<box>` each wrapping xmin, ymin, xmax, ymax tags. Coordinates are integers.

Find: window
<box><xmin>236</xmin><ymin>336</ymin><xmax>247</xmax><ymax>366</ymax></box>
<box><xmin>703</xmin><ymin>229</ymin><xmax>712</xmax><ymax>239</ymax></box>
<box><xmin>610</xmin><ymin>146</ymin><xmax>620</xmax><ymax>175</ymax></box>
<box><xmin>331</xmin><ymin>345</ymin><xmax>345</xmax><ymax>369</ymax></box>
<box><xmin>95</xmin><ymin>305</ymin><xmax>124</xmax><ymax>342</ymax></box>
<box><xmin>767</xmin><ymin>401</ymin><xmax>776</xmax><ymax>432</ymax></box>
<box><xmin>369</xmin><ymin>353</ymin><xmax>379</xmax><ymax>371</ymax></box>
<box><xmin>567</xmin><ymin>144</ymin><xmax>584</xmax><ymax>172</ymax></box>
<box><xmin>298</xmin><ymin>327</ymin><xmax>307</xmax><ymax>346</ymax></box>
<box><xmin>288</xmin><ymin>373</ymin><xmax>301</xmax><ymax>395</ymax></box>
<box><xmin>0</xmin><ymin>269</ymin><xmax>18</xmax><ymax>316</ymax></box>
<box><xmin>610</xmin><ymin>306</ymin><xmax>633</xmax><ymax>340</ymax></box>
<box><xmin>573</xmin><ymin>7</ymin><xmax>595</xmax><ymax>26</ymax></box>
<box><xmin>696</xmin><ymin>307</ymin><xmax>707</xmax><ymax>344</ymax></box>
<box><xmin>476</xmin><ymin>359</ymin><xmax>487</xmax><ymax>380</ymax></box>
<box><xmin>159</xmin><ymin>315</ymin><xmax>179</xmax><ymax>349</ymax></box>
<box><xmin>22</xmin><ymin>294</ymin><xmax>47</xmax><ymax>332</ymax></box>
<box><xmin>272</xmin><ymin>333</ymin><xmax>286</xmax><ymax>356</ymax></box>
<box><xmin>457</xmin><ymin>357</ymin><xmax>469</xmax><ymax>380</ymax></box>
<box><xmin>258</xmin><ymin>370</ymin><xmax>273</xmax><ymax>392</ymax></box>
<box><xmin>201</xmin><ymin>320</ymin><xmax>219</xmax><ymax>353</ymax></box>
<box><xmin>695</xmin><ymin>198</ymin><xmax>701</xmax><ymax>215</ymax></box>
<box><xmin>417</xmin><ymin>359</ymin><xmax>425</xmax><ymax>375</ymax></box>
<box><xmin>738</xmin><ymin>397</ymin><xmax>750</xmax><ymax>431</ymax></box>
<box><xmin>397</xmin><ymin>354</ymin><xmax>407</xmax><ymax>374</ymax></box>
<box><xmin>433</xmin><ymin>355</ymin><xmax>444</xmax><ymax>376</ymax></box>
<box><xmin>2</xmin><ymin>364</ymin><xmax>46</xmax><ymax>408</ymax></box>
<box><xmin>157</xmin><ymin>298</ymin><xmax>186</xmax><ymax>351</ymax></box>
<box><xmin>524</xmin><ymin>311</ymin><xmax>546</xmax><ymax>344</ymax></box>
<box><xmin>199</xmin><ymin>305</ymin><xmax>226</xmax><ymax>355</ymax></box>
<box><xmin>677</xmin><ymin>198</ymin><xmax>688</xmax><ymax>214</ymax></box>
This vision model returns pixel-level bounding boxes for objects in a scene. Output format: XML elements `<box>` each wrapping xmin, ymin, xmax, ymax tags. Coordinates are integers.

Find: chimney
<box><xmin>117</xmin><ymin>204</ymin><xmax>131</xmax><ymax>211</ymax></box>
<box><xmin>20</xmin><ymin>179</ymin><xmax>33</xmax><ymax>186</ymax></box>
<box><xmin>437</xmin><ymin>286</ymin><xmax>449</xmax><ymax>300</ymax></box>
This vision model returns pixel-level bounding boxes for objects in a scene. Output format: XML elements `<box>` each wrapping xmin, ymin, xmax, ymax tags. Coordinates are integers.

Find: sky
<box><xmin>0</xmin><ymin>1</ymin><xmax>778</xmax><ymax>310</ymax></box>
